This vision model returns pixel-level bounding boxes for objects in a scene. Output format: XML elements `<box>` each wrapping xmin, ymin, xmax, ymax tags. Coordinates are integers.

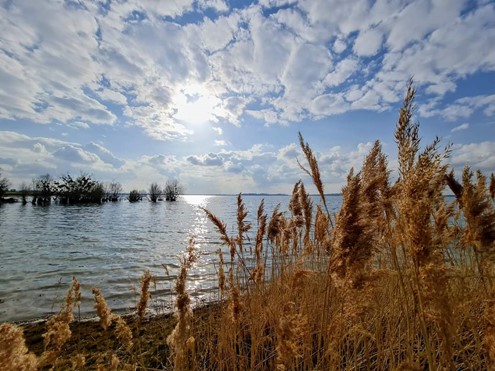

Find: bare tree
<box><xmin>149</xmin><ymin>182</ymin><xmax>162</xmax><ymax>202</ymax></box>
<box><xmin>164</xmin><ymin>179</ymin><xmax>183</xmax><ymax>201</ymax></box>
<box><xmin>19</xmin><ymin>182</ymin><xmax>30</xmax><ymax>204</ymax></box>
<box><xmin>106</xmin><ymin>182</ymin><xmax>123</xmax><ymax>201</ymax></box>
<box><xmin>32</xmin><ymin>174</ymin><xmax>53</xmax><ymax>205</ymax></box>
<box><xmin>0</xmin><ymin>171</ymin><xmax>10</xmax><ymax>200</ymax></box>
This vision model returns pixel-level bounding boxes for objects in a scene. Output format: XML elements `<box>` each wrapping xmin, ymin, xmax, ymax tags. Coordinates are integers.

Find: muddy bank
<box><xmin>19</xmin><ymin>303</ymin><xmax>221</xmax><ymax>370</ymax></box>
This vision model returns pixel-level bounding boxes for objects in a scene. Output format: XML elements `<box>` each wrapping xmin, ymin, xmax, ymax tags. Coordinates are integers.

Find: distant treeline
<box><xmin>0</xmin><ymin>172</ymin><xmax>183</xmax><ymax>205</ymax></box>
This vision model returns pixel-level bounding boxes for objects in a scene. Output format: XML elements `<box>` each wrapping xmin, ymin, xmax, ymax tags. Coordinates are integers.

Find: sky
<box><xmin>0</xmin><ymin>0</ymin><xmax>494</xmax><ymax>194</ymax></box>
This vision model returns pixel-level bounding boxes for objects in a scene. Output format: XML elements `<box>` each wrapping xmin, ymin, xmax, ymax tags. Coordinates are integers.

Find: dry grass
<box><xmin>2</xmin><ymin>81</ymin><xmax>495</xmax><ymax>370</ymax></box>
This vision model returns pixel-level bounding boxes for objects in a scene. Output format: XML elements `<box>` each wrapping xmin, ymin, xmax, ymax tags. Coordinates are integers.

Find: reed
<box><xmin>1</xmin><ymin>81</ymin><xmax>494</xmax><ymax>370</ymax></box>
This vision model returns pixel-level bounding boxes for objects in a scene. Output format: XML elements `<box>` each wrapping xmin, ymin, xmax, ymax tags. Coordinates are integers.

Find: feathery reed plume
<box><xmin>275</xmin><ymin>302</ymin><xmax>308</xmax><ymax>370</ymax></box>
<box><xmin>40</xmin><ymin>277</ymin><xmax>77</xmax><ymax>366</ymax></box>
<box><xmin>289</xmin><ymin>181</ymin><xmax>304</xmax><ymax>228</ymax></box>
<box><xmin>112</xmin><ymin>314</ymin><xmax>133</xmax><ymax>351</ymax></box>
<box><xmin>228</xmin><ymin>268</ymin><xmax>242</xmax><ymax>324</ymax></box>
<box><xmin>298</xmin><ymin>132</ymin><xmax>332</xmax><ymax>226</ymax></box>
<box><xmin>237</xmin><ymin>193</ymin><xmax>251</xmax><ymax>253</ymax></box>
<box><xmin>299</xmin><ymin>181</ymin><xmax>313</xmax><ymax>251</ymax></box>
<box><xmin>395</xmin><ymin>79</ymin><xmax>419</xmax><ymax>179</ymax></box>
<box><xmin>459</xmin><ymin>167</ymin><xmax>495</xmax><ymax>252</ymax></box>
<box><xmin>202</xmin><ymin>206</ymin><xmax>235</xmax><ymax>260</ymax></box>
<box><xmin>92</xmin><ymin>288</ymin><xmax>113</xmax><ymax>330</ymax></box>
<box><xmin>137</xmin><ymin>270</ymin><xmax>152</xmax><ymax>325</ymax></box>
<box><xmin>0</xmin><ymin>323</ymin><xmax>37</xmax><ymax>371</ymax></box>
<box><xmin>253</xmin><ymin>199</ymin><xmax>267</xmax><ymax>283</ymax></box>
<box><xmin>217</xmin><ymin>248</ymin><xmax>226</xmax><ymax>296</ymax></box>
<box><xmin>268</xmin><ymin>204</ymin><xmax>283</xmax><ymax>244</ymax></box>
<box><xmin>167</xmin><ymin>238</ymin><xmax>197</xmax><ymax>370</ymax></box>
<box><xmin>314</xmin><ymin>204</ymin><xmax>331</xmax><ymax>254</ymax></box>
<box><xmin>393</xmin><ymin>79</ymin><xmax>455</xmax><ymax>367</ymax></box>
<box><xmin>331</xmin><ymin>169</ymin><xmax>371</xmax><ymax>287</ymax></box>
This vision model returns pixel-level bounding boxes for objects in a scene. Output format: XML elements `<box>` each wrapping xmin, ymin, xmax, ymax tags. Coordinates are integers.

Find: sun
<box><xmin>172</xmin><ymin>83</ymin><xmax>223</xmax><ymax>126</ymax></box>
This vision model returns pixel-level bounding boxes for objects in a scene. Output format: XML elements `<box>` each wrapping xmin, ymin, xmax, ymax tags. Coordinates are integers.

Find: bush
<box><xmin>128</xmin><ymin>189</ymin><xmax>141</xmax><ymax>202</ymax></box>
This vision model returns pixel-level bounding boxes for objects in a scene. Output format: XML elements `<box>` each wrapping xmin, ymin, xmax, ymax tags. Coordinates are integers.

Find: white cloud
<box><xmin>419</xmin><ymin>94</ymin><xmax>495</xmax><ymax>121</ymax></box>
<box><xmin>451</xmin><ymin>123</ymin><xmax>470</xmax><ymax>132</ymax></box>
<box><xmin>353</xmin><ymin>28</ymin><xmax>383</xmax><ymax>57</ymax></box>
<box><xmin>324</xmin><ymin>58</ymin><xmax>359</xmax><ymax>87</ymax></box>
<box><xmin>0</xmin><ymin>0</ymin><xmax>493</xmax><ymax>139</ymax></box>
<box><xmin>450</xmin><ymin>142</ymin><xmax>495</xmax><ymax>171</ymax></box>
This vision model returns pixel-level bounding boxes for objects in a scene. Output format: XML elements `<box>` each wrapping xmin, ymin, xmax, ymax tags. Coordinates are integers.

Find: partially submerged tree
<box><xmin>128</xmin><ymin>189</ymin><xmax>142</xmax><ymax>202</ymax></box>
<box><xmin>149</xmin><ymin>183</ymin><xmax>161</xmax><ymax>203</ymax></box>
<box><xmin>32</xmin><ymin>174</ymin><xmax>54</xmax><ymax>206</ymax></box>
<box><xmin>54</xmin><ymin>173</ymin><xmax>104</xmax><ymax>205</ymax></box>
<box><xmin>105</xmin><ymin>182</ymin><xmax>122</xmax><ymax>202</ymax></box>
<box><xmin>0</xmin><ymin>172</ymin><xmax>10</xmax><ymax>200</ymax></box>
<box><xmin>164</xmin><ymin>179</ymin><xmax>183</xmax><ymax>201</ymax></box>
<box><xmin>19</xmin><ymin>182</ymin><xmax>30</xmax><ymax>204</ymax></box>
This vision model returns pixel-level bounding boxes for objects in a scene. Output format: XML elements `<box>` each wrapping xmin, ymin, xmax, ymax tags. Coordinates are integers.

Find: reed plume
<box><xmin>459</xmin><ymin>167</ymin><xmax>495</xmax><ymax>252</ymax></box>
<box><xmin>112</xmin><ymin>314</ymin><xmax>133</xmax><ymax>351</ymax></box>
<box><xmin>253</xmin><ymin>199</ymin><xmax>267</xmax><ymax>283</ymax></box>
<box><xmin>137</xmin><ymin>270</ymin><xmax>152</xmax><ymax>325</ymax></box>
<box><xmin>92</xmin><ymin>287</ymin><xmax>113</xmax><ymax>330</ymax></box>
<box><xmin>237</xmin><ymin>193</ymin><xmax>251</xmax><ymax>254</ymax></box>
<box><xmin>39</xmin><ymin>277</ymin><xmax>78</xmax><ymax>367</ymax></box>
<box><xmin>217</xmin><ymin>248</ymin><xmax>226</xmax><ymax>297</ymax></box>
<box><xmin>0</xmin><ymin>323</ymin><xmax>37</xmax><ymax>371</ymax></box>
<box><xmin>298</xmin><ymin>133</ymin><xmax>332</xmax><ymax>226</ymax></box>
<box><xmin>202</xmin><ymin>206</ymin><xmax>235</xmax><ymax>260</ymax></box>
<box><xmin>167</xmin><ymin>238</ymin><xmax>197</xmax><ymax>370</ymax></box>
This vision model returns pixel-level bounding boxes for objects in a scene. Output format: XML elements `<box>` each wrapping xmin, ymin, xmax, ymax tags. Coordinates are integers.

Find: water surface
<box><xmin>0</xmin><ymin>194</ymin><xmax>341</xmax><ymax>322</ymax></box>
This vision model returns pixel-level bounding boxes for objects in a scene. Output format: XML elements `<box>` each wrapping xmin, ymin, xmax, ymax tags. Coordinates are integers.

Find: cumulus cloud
<box><xmin>450</xmin><ymin>142</ymin><xmax>495</xmax><ymax>171</ymax></box>
<box><xmin>0</xmin><ymin>0</ymin><xmax>493</xmax><ymax>135</ymax></box>
<box><xmin>353</xmin><ymin>28</ymin><xmax>383</xmax><ymax>57</ymax></box>
<box><xmin>0</xmin><ymin>131</ymin><xmax>125</xmax><ymax>185</ymax></box>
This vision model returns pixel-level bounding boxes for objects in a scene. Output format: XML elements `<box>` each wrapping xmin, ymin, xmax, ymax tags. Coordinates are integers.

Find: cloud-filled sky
<box><xmin>0</xmin><ymin>0</ymin><xmax>494</xmax><ymax>194</ymax></box>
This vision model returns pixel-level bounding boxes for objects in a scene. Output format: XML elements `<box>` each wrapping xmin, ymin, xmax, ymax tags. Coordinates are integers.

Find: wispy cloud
<box><xmin>451</xmin><ymin>123</ymin><xmax>470</xmax><ymax>133</ymax></box>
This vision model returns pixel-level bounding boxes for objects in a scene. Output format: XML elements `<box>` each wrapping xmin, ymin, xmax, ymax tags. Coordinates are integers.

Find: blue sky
<box><xmin>0</xmin><ymin>0</ymin><xmax>494</xmax><ymax>194</ymax></box>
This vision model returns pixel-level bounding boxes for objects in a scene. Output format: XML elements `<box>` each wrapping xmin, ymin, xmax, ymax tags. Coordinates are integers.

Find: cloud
<box><xmin>353</xmin><ymin>28</ymin><xmax>383</xmax><ymax>57</ymax></box>
<box><xmin>419</xmin><ymin>94</ymin><xmax>495</xmax><ymax>121</ymax></box>
<box><xmin>450</xmin><ymin>142</ymin><xmax>495</xmax><ymax>171</ymax></box>
<box><xmin>451</xmin><ymin>123</ymin><xmax>470</xmax><ymax>133</ymax></box>
<box><xmin>0</xmin><ymin>131</ymin><xmax>125</xmax><ymax>185</ymax></box>
<box><xmin>186</xmin><ymin>153</ymin><xmax>224</xmax><ymax>166</ymax></box>
<box><xmin>0</xmin><ymin>0</ymin><xmax>494</xmax><ymax>141</ymax></box>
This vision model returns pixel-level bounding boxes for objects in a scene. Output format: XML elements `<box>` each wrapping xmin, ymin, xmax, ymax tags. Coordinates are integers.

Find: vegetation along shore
<box><xmin>2</xmin><ymin>82</ymin><xmax>495</xmax><ymax>370</ymax></box>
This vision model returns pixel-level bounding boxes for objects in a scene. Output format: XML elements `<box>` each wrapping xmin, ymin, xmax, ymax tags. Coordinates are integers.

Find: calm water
<box><xmin>0</xmin><ymin>195</ymin><xmax>342</xmax><ymax>323</ymax></box>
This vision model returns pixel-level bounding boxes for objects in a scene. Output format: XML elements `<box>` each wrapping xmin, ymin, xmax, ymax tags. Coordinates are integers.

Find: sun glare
<box><xmin>172</xmin><ymin>84</ymin><xmax>222</xmax><ymax>126</ymax></box>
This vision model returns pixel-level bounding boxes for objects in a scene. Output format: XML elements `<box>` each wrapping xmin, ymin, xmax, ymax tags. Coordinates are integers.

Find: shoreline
<box><xmin>19</xmin><ymin>302</ymin><xmax>222</xmax><ymax>369</ymax></box>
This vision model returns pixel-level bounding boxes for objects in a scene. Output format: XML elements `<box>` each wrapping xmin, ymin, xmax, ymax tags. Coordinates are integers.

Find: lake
<box><xmin>0</xmin><ymin>194</ymin><xmax>342</xmax><ymax>323</ymax></box>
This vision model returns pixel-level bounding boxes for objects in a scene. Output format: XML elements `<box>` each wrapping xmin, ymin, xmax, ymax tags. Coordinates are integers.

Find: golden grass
<box><xmin>2</xmin><ymin>81</ymin><xmax>495</xmax><ymax>369</ymax></box>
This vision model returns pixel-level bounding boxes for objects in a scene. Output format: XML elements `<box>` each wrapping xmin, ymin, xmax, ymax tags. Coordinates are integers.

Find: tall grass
<box><xmin>1</xmin><ymin>81</ymin><xmax>495</xmax><ymax>369</ymax></box>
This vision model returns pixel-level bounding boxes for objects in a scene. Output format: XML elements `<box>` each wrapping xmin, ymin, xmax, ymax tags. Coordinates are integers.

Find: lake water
<box><xmin>0</xmin><ymin>194</ymin><xmax>342</xmax><ymax>323</ymax></box>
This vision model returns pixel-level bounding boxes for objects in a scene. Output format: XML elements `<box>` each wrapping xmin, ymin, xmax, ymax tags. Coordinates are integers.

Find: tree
<box><xmin>128</xmin><ymin>189</ymin><xmax>142</xmax><ymax>202</ymax></box>
<box><xmin>149</xmin><ymin>182</ymin><xmax>161</xmax><ymax>202</ymax></box>
<box><xmin>164</xmin><ymin>179</ymin><xmax>183</xmax><ymax>201</ymax></box>
<box><xmin>19</xmin><ymin>182</ymin><xmax>30</xmax><ymax>204</ymax></box>
<box><xmin>54</xmin><ymin>173</ymin><xmax>104</xmax><ymax>205</ymax></box>
<box><xmin>0</xmin><ymin>172</ymin><xmax>10</xmax><ymax>200</ymax></box>
<box><xmin>32</xmin><ymin>174</ymin><xmax>54</xmax><ymax>205</ymax></box>
<box><xmin>106</xmin><ymin>182</ymin><xmax>122</xmax><ymax>202</ymax></box>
